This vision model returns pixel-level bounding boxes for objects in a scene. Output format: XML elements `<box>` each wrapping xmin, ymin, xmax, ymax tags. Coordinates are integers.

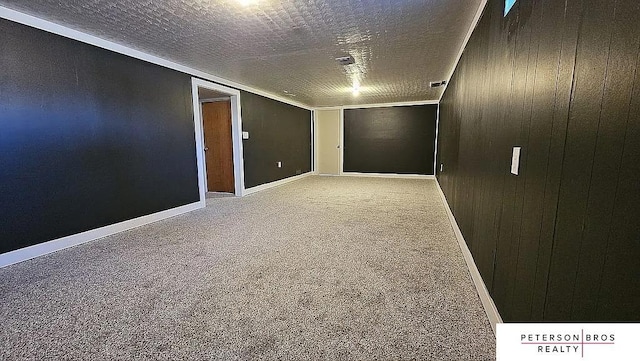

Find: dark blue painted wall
<box><xmin>343</xmin><ymin>105</ymin><xmax>437</xmax><ymax>175</ymax></box>
<box><xmin>0</xmin><ymin>18</ymin><xmax>200</xmax><ymax>253</ymax></box>
<box><xmin>240</xmin><ymin>91</ymin><xmax>311</xmax><ymax>188</ymax></box>
<box><xmin>0</xmin><ymin>17</ymin><xmax>314</xmax><ymax>255</ymax></box>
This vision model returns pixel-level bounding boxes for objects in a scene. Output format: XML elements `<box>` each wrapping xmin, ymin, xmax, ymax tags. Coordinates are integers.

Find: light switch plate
<box><xmin>511</xmin><ymin>147</ymin><xmax>521</xmax><ymax>175</ymax></box>
<box><xmin>242</xmin><ymin>131</ymin><xmax>249</xmax><ymax>139</ymax></box>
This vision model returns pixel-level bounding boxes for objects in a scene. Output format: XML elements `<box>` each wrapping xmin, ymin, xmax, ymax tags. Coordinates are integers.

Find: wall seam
<box><xmin>541</xmin><ymin>0</ymin><xmax>586</xmax><ymax>321</ymax></box>
<box><xmin>568</xmin><ymin>0</ymin><xmax>618</xmax><ymax>320</ymax></box>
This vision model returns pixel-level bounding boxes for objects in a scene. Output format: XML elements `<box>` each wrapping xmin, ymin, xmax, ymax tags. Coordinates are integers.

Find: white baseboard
<box><xmin>434</xmin><ymin>179</ymin><xmax>503</xmax><ymax>334</ymax></box>
<box><xmin>0</xmin><ymin>200</ymin><xmax>205</xmax><ymax>268</ymax></box>
<box><xmin>341</xmin><ymin>172</ymin><xmax>435</xmax><ymax>180</ymax></box>
<box><xmin>243</xmin><ymin>172</ymin><xmax>313</xmax><ymax>196</ymax></box>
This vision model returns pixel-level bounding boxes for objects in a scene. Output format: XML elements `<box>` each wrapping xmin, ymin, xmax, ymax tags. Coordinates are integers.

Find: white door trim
<box><xmin>191</xmin><ymin>78</ymin><xmax>245</xmax><ymax>198</ymax></box>
<box><xmin>311</xmin><ymin>110</ymin><xmax>317</xmax><ymax>174</ymax></box>
<box><xmin>339</xmin><ymin>108</ymin><xmax>345</xmax><ymax>175</ymax></box>
<box><xmin>434</xmin><ymin>103</ymin><xmax>441</xmax><ymax>175</ymax></box>
<box><xmin>200</xmin><ymin>97</ymin><xmax>231</xmax><ymax>103</ymax></box>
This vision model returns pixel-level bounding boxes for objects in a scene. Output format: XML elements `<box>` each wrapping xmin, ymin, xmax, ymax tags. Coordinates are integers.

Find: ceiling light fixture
<box><xmin>352</xmin><ymin>81</ymin><xmax>361</xmax><ymax>96</ymax></box>
<box><xmin>238</xmin><ymin>0</ymin><xmax>257</xmax><ymax>6</ymax></box>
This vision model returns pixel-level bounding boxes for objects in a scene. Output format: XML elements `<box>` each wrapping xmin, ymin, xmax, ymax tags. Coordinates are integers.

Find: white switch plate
<box><xmin>511</xmin><ymin>147</ymin><xmax>521</xmax><ymax>175</ymax></box>
<box><xmin>277</xmin><ymin>161</ymin><xmax>282</xmax><ymax>168</ymax></box>
<box><xmin>242</xmin><ymin>131</ymin><xmax>249</xmax><ymax>139</ymax></box>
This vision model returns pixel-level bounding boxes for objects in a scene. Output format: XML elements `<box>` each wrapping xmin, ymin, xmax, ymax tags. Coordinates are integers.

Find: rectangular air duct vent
<box><xmin>335</xmin><ymin>56</ymin><xmax>355</xmax><ymax>66</ymax></box>
<box><xmin>430</xmin><ymin>80</ymin><xmax>447</xmax><ymax>88</ymax></box>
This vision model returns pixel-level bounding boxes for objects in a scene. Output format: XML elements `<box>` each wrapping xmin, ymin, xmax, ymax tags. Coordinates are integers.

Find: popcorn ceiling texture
<box><xmin>0</xmin><ymin>0</ymin><xmax>482</xmax><ymax>107</ymax></box>
<box><xmin>0</xmin><ymin>177</ymin><xmax>495</xmax><ymax>360</ymax></box>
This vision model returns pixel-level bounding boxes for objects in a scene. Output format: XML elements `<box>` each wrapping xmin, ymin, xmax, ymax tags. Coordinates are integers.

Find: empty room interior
<box><xmin>1</xmin><ymin>0</ymin><xmax>639</xmax><ymax>359</ymax></box>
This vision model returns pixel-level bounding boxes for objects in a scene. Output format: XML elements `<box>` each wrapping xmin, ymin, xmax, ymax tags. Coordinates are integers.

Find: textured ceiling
<box><xmin>0</xmin><ymin>0</ymin><xmax>482</xmax><ymax>107</ymax></box>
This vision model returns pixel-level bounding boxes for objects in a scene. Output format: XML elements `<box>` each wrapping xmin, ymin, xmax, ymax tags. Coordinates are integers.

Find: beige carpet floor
<box><xmin>0</xmin><ymin>176</ymin><xmax>495</xmax><ymax>360</ymax></box>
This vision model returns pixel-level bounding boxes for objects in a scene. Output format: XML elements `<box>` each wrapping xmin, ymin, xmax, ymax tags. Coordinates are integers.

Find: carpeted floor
<box><xmin>0</xmin><ymin>176</ymin><xmax>495</xmax><ymax>360</ymax></box>
<box><xmin>206</xmin><ymin>192</ymin><xmax>236</xmax><ymax>199</ymax></box>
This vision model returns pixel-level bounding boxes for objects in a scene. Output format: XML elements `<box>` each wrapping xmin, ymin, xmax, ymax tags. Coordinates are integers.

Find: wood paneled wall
<box><xmin>437</xmin><ymin>0</ymin><xmax>640</xmax><ymax>321</ymax></box>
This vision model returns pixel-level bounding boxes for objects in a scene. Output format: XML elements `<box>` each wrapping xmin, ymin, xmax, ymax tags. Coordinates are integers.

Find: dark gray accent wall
<box><xmin>437</xmin><ymin>0</ymin><xmax>640</xmax><ymax>321</ymax></box>
<box><xmin>344</xmin><ymin>105</ymin><xmax>437</xmax><ymax>175</ymax></box>
<box><xmin>0</xmin><ymin>18</ymin><xmax>199</xmax><ymax>254</ymax></box>
<box><xmin>1</xmin><ymin>18</ymin><xmax>313</xmax><ymax>256</ymax></box>
<box><xmin>240</xmin><ymin>91</ymin><xmax>311</xmax><ymax>188</ymax></box>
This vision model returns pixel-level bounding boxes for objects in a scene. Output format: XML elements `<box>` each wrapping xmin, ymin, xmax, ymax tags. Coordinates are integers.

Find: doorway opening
<box><xmin>191</xmin><ymin>78</ymin><xmax>245</xmax><ymax>201</ymax></box>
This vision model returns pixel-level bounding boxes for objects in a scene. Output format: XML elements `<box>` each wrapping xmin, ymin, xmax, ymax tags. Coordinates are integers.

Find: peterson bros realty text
<box><xmin>521</xmin><ymin>331</ymin><xmax>615</xmax><ymax>354</ymax></box>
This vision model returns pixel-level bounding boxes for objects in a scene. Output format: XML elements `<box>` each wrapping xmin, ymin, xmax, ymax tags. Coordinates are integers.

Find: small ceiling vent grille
<box><xmin>430</xmin><ymin>80</ymin><xmax>447</xmax><ymax>88</ymax></box>
<box><xmin>335</xmin><ymin>56</ymin><xmax>355</xmax><ymax>66</ymax></box>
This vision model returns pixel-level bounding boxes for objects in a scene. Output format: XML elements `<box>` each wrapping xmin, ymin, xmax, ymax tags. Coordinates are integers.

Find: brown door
<box><xmin>202</xmin><ymin>100</ymin><xmax>235</xmax><ymax>193</ymax></box>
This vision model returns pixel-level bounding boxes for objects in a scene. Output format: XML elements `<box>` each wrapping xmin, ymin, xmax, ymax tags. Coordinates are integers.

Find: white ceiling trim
<box><xmin>0</xmin><ymin>6</ymin><xmax>313</xmax><ymax>111</ymax></box>
<box><xmin>315</xmin><ymin>99</ymin><xmax>439</xmax><ymax>111</ymax></box>
<box><xmin>439</xmin><ymin>0</ymin><xmax>489</xmax><ymax>102</ymax></box>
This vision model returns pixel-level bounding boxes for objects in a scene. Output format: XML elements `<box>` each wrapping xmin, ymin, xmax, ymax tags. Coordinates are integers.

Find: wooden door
<box><xmin>316</xmin><ymin>110</ymin><xmax>341</xmax><ymax>175</ymax></box>
<box><xmin>202</xmin><ymin>101</ymin><xmax>235</xmax><ymax>193</ymax></box>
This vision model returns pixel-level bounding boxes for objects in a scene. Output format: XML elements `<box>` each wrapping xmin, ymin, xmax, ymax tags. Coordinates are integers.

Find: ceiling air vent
<box><xmin>430</xmin><ymin>80</ymin><xmax>447</xmax><ymax>88</ymax></box>
<box><xmin>335</xmin><ymin>56</ymin><xmax>355</xmax><ymax>66</ymax></box>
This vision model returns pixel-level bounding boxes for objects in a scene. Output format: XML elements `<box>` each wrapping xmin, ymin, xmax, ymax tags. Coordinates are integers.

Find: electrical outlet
<box><xmin>277</xmin><ymin>161</ymin><xmax>282</xmax><ymax>168</ymax></box>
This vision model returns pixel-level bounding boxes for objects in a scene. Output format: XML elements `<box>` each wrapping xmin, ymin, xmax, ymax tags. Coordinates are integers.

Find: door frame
<box><xmin>339</xmin><ymin>108</ymin><xmax>345</xmax><ymax>175</ymax></box>
<box><xmin>312</xmin><ymin>110</ymin><xmax>319</xmax><ymax>174</ymax></box>
<box><xmin>314</xmin><ymin>109</ymin><xmax>343</xmax><ymax>175</ymax></box>
<box><xmin>314</xmin><ymin>100</ymin><xmax>441</xmax><ymax>176</ymax></box>
<box><xmin>191</xmin><ymin>78</ymin><xmax>245</xmax><ymax>200</ymax></box>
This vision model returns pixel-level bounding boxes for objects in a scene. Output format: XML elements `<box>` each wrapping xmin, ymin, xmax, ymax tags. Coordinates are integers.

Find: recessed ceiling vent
<box><xmin>430</xmin><ymin>80</ymin><xmax>447</xmax><ymax>88</ymax></box>
<box><xmin>335</xmin><ymin>56</ymin><xmax>355</xmax><ymax>66</ymax></box>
